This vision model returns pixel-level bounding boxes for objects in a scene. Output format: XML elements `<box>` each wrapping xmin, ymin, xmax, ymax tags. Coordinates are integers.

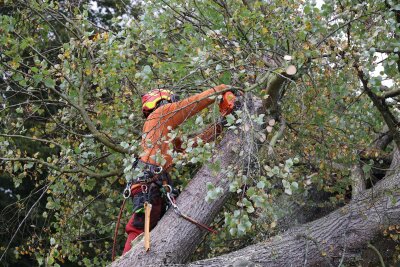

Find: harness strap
<box><xmin>112</xmin><ymin>183</ymin><xmax>145</xmax><ymax>260</ymax></box>
<box><xmin>113</xmin><ymin>164</ymin><xmax>215</xmax><ymax>259</ymax></box>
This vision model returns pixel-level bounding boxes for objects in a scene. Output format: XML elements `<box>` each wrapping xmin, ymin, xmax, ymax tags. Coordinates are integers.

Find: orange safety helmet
<box><xmin>141</xmin><ymin>89</ymin><xmax>178</xmax><ymax>118</ymax></box>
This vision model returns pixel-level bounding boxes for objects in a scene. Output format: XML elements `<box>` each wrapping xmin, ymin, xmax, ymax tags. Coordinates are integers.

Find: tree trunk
<box><xmin>184</xmin><ymin>171</ymin><xmax>400</xmax><ymax>267</ymax></box>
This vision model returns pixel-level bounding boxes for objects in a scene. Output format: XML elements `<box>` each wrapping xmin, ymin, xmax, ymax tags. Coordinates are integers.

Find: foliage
<box><xmin>1</xmin><ymin>0</ymin><xmax>400</xmax><ymax>266</ymax></box>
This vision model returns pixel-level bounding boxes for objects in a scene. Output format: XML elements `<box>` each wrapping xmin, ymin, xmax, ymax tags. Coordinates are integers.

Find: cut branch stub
<box><xmin>285</xmin><ymin>65</ymin><xmax>297</xmax><ymax>76</ymax></box>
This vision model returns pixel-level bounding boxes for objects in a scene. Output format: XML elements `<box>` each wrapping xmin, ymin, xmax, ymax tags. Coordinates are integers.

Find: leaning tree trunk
<box><xmin>112</xmin><ymin>97</ymin><xmax>263</xmax><ymax>266</ymax></box>
<box><xmin>184</xmin><ymin>167</ymin><xmax>400</xmax><ymax>267</ymax></box>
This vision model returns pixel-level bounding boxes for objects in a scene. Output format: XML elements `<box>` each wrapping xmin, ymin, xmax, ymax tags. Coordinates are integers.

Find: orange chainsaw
<box><xmin>219</xmin><ymin>91</ymin><xmax>236</xmax><ymax>116</ymax></box>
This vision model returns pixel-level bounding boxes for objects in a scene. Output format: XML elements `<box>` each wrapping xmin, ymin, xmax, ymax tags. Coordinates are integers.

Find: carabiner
<box><xmin>154</xmin><ymin>166</ymin><xmax>163</xmax><ymax>174</ymax></box>
<box><xmin>141</xmin><ymin>184</ymin><xmax>148</xmax><ymax>193</ymax></box>
<box><xmin>123</xmin><ymin>186</ymin><xmax>131</xmax><ymax>199</ymax></box>
<box><xmin>166</xmin><ymin>192</ymin><xmax>178</xmax><ymax>209</ymax></box>
<box><xmin>162</xmin><ymin>184</ymin><xmax>172</xmax><ymax>193</ymax></box>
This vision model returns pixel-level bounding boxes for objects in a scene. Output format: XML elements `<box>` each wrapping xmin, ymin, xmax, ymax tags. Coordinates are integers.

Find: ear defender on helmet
<box><xmin>170</xmin><ymin>94</ymin><xmax>180</xmax><ymax>103</ymax></box>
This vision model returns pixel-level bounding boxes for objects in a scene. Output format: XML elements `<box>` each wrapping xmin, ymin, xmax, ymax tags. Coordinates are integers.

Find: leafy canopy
<box><xmin>1</xmin><ymin>0</ymin><xmax>399</xmax><ymax>265</ymax></box>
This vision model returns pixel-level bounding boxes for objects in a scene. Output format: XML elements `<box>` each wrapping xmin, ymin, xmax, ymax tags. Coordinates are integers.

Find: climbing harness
<box><xmin>112</xmin><ymin>161</ymin><xmax>216</xmax><ymax>260</ymax></box>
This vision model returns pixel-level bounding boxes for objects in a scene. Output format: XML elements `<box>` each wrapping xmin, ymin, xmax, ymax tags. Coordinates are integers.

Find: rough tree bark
<box><xmin>185</xmin><ymin>168</ymin><xmax>400</xmax><ymax>267</ymax></box>
<box><xmin>188</xmin><ymin>148</ymin><xmax>400</xmax><ymax>266</ymax></box>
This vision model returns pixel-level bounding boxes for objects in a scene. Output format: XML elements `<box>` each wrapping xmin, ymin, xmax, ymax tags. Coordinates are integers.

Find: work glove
<box><xmin>219</xmin><ymin>91</ymin><xmax>236</xmax><ymax>116</ymax></box>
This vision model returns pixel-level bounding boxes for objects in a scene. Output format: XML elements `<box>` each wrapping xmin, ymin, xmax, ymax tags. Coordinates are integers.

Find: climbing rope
<box><xmin>165</xmin><ymin>187</ymin><xmax>217</xmax><ymax>234</ymax></box>
<box><xmin>112</xmin><ymin>198</ymin><xmax>127</xmax><ymax>261</ymax></box>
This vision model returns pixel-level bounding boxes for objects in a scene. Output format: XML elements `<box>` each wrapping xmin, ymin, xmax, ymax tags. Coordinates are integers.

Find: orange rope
<box><xmin>112</xmin><ymin>198</ymin><xmax>126</xmax><ymax>261</ymax></box>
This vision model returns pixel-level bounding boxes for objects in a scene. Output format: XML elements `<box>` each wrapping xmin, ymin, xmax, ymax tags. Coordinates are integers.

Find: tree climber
<box><xmin>122</xmin><ymin>84</ymin><xmax>236</xmax><ymax>254</ymax></box>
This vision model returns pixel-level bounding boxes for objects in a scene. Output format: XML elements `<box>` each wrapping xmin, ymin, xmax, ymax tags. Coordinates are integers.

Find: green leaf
<box><xmin>86</xmin><ymin>178</ymin><xmax>96</xmax><ymax>191</ymax></box>
<box><xmin>304</xmin><ymin>5</ymin><xmax>311</xmax><ymax>14</ymax></box>
<box><xmin>47</xmin><ymin>255</ymin><xmax>54</xmax><ymax>265</ymax></box>
<box><xmin>246</xmin><ymin>205</ymin><xmax>254</xmax><ymax>213</ymax></box>
<box><xmin>33</xmin><ymin>74</ymin><xmax>43</xmax><ymax>84</ymax></box>
<box><xmin>195</xmin><ymin>116</ymin><xmax>204</xmax><ymax>125</ymax></box>
<box><xmin>292</xmin><ymin>181</ymin><xmax>299</xmax><ymax>189</ymax></box>
<box><xmin>206</xmin><ymin>182</ymin><xmax>214</xmax><ymax>190</ymax></box>
<box><xmin>13</xmin><ymin>73</ymin><xmax>24</xmax><ymax>81</ymax></box>
<box><xmin>229</xmin><ymin>227</ymin><xmax>237</xmax><ymax>235</ymax></box>
<box><xmin>256</xmin><ymin>180</ymin><xmax>265</xmax><ymax>189</ymax></box>
<box><xmin>284</xmin><ymin>187</ymin><xmax>292</xmax><ymax>195</ymax></box>
<box><xmin>362</xmin><ymin>164</ymin><xmax>371</xmax><ymax>174</ymax></box>
<box><xmin>46</xmin><ymin>201</ymin><xmax>55</xmax><ymax>210</ymax></box>
<box><xmin>229</xmin><ymin>180</ymin><xmax>238</xmax><ymax>192</ymax></box>
<box><xmin>237</xmin><ymin>223</ymin><xmax>246</xmax><ymax>234</ymax></box>
<box><xmin>44</xmin><ymin>78</ymin><xmax>55</xmax><ymax>88</ymax></box>
<box><xmin>226</xmin><ymin>114</ymin><xmax>235</xmax><ymax>125</ymax></box>
<box><xmin>143</xmin><ymin>65</ymin><xmax>152</xmax><ymax>74</ymax></box>
<box><xmin>219</xmin><ymin>71</ymin><xmax>231</xmax><ymax>84</ymax></box>
<box><xmin>246</xmin><ymin>186</ymin><xmax>256</xmax><ymax>197</ymax></box>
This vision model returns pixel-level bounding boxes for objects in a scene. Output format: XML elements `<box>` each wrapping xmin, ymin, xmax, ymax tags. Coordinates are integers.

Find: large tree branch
<box><xmin>350</xmin><ymin>162</ymin><xmax>367</xmax><ymax>197</ymax></box>
<box><xmin>354</xmin><ymin>63</ymin><xmax>400</xmax><ymax>149</ymax></box>
<box><xmin>0</xmin><ymin>157</ymin><xmax>123</xmax><ymax>179</ymax></box>
<box><xmin>0</xmin><ymin>133</ymin><xmax>64</xmax><ymax>148</ymax></box>
<box><xmin>381</xmin><ymin>88</ymin><xmax>400</xmax><ymax>99</ymax></box>
<box><xmin>262</xmin><ymin>66</ymin><xmax>296</xmax><ymax>117</ymax></box>
<box><xmin>185</xmin><ymin>168</ymin><xmax>400</xmax><ymax>267</ymax></box>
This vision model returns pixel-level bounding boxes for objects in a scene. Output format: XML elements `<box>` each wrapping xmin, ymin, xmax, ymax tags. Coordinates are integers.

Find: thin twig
<box><xmin>368</xmin><ymin>243</ymin><xmax>386</xmax><ymax>267</ymax></box>
<box><xmin>0</xmin><ymin>181</ymin><xmax>52</xmax><ymax>262</ymax></box>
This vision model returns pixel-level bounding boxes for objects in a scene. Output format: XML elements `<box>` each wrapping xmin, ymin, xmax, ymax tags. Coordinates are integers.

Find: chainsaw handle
<box><xmin>225</xmin><ymin>85</ymin><xmax>244</xmax><ymax>96</ymax></box>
